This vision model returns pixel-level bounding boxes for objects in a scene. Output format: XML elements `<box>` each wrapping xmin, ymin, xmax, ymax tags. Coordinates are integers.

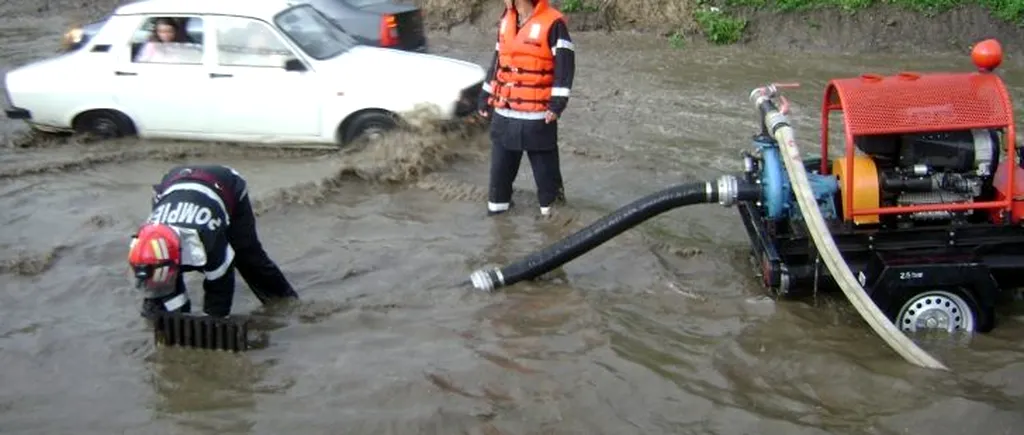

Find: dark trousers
<box><xmin>487</xmin><ymin>113</ymin><xmax>565</xmax><ymax>209</ymax></box>
<box><xmin>143</xmin><ymin>196</ymin><xmax>298</xmax><ymax>318</ymax></box>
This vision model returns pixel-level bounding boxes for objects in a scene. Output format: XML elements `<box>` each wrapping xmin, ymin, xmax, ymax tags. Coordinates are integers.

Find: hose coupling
<box><xmin>765</xmin><ymin>111</ymin><xmax>790</xmax><ymax>133</ymax></box>
<box><xmin>717</xmin><ymin>174</ymin><xmax>740</xmax><ymax>207</ymax></box>
<box><xmin>469</xmin><ymin>268</ymin><xmax>505</xmax><ymax>292</ymax></box>
<box><xmin>749</xmin><ymin>86</ymin><xmax>771</xmax><ymax>104</ymax></box>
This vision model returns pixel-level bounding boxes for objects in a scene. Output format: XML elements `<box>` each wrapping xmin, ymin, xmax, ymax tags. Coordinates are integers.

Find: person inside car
<box><xmin>135</xmin><ymin>18</ymin><xmax>181</xmax><ymax>61</ymax></box>
<box><xmin>135</xmin><ymin>17</ymin><xmax>201</xmax><ymax>64</ymax></box>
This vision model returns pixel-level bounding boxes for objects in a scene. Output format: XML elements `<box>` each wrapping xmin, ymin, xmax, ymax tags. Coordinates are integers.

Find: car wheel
<box><xmin>887</xmin><ymin>287</ymin><xmax>992</xmax><ymax>335</ymax></box>
<box><xmin>72</xmin><ymin>110</ymin><xmax>136</xmax><ymax>139</ymax></box>
<box><xmin>340</xmin><ymin>111</ymin><xmax>398</xmax><ymax>147</ymax></box>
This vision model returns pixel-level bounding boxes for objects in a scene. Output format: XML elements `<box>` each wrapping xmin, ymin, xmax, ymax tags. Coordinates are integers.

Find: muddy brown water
<box><xmin>2</xmin><ymin>13</ymin><xmax>1024</xmax><ymax>435</ymax></box>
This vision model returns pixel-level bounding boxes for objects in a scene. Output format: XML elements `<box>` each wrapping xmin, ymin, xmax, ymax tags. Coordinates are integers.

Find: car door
<box><xmin>203</xmin><ymin>15</ymin><xmax>321</xmax><ymax>139</ymax></box>
<box><xmin>111</xmin><ymin>15</ymin><xmax>213</xmax><ymax>135</ymax></box>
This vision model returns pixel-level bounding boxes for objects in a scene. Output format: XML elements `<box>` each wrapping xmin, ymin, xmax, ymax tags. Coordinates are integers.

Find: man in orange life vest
<box><xmin>477</xmin><ymin>0</ymin><xmax>575</xmax><ymax>216</ymax></box>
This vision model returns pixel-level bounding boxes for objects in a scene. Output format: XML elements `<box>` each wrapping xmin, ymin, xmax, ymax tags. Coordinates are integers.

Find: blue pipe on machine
<box><xmin>755</xmin><ymin>134</ymin><xmax>792</xmax><ymax>220</ymax></box>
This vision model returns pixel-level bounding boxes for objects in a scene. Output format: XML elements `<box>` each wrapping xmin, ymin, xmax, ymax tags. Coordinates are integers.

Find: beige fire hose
<box><xmin>750</xmin><ymin>85</ymin><xmax>949</xmax><ymax>371</ymax></box>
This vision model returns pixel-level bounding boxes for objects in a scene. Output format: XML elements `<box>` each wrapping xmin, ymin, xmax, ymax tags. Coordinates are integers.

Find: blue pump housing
<box><xmin>752</xmin><ymin>136</ymin><xmax>839</xmax><ymax>222</ymax></box>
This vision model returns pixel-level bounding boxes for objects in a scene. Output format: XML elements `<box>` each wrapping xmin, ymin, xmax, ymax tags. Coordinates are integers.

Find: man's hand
<box><xmin>544</xmin><ymin>111</ymin><xmax>558</xmax><ymax>123</ymax></box>
<box><xmin>478</xmin><ymin>109</ymin><xmax>490</xmax><ymax>119</ymax></box>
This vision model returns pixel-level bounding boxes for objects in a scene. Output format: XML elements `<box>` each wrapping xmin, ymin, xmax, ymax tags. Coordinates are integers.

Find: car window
<box><xmin>215</xmin><ymin>16</ymin><xmax>297</xmax><ymax>68</ymax></box>
<box><xmin>273</xmin><ymin>4</ymin><xmax>357</xmax><ymax>61</ymax></box>
<box><xmin>131</xmin><ymin>16</ymin><xmax>205</xmax><ymax>65</ymax></box>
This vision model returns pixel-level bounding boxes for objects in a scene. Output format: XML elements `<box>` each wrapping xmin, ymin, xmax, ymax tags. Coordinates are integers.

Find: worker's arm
<box><xmin>477</xmin><ymin>50</ymin><xmax>499</xmax><ymax>113</ymax></box>
<box><xmin>200</xmin><ymin>239</ymin><xmax>236</xmax><ymax>317</ymax></box>
<box><xmin>477</xmin><ymin>12</ymin><xmax>506</xmax><ymax>112</ymax></box>
<box><xmin>546</xmin><ymin>18</ymin><xmax>575</xmax><ymax>116</ymax></box>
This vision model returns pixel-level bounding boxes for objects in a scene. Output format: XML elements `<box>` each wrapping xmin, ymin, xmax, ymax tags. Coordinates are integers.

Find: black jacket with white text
<box><xmin>148</xmin><ymin>165</ymin><xmax>247</xmax><ymax>283</ymax></box>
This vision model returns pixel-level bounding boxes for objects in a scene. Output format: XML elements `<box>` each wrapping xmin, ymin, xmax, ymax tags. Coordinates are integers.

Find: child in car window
<box><xmin>135</xmin><ymin>18</ymin><xmax>201</xmax><ymax>64</ymax></box>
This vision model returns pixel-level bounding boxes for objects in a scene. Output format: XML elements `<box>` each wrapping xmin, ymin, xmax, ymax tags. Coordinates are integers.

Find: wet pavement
<box><xmin>1</xmin><ymin>11</ymin><xmax>1023</xmax><ymax>435</ymax></box>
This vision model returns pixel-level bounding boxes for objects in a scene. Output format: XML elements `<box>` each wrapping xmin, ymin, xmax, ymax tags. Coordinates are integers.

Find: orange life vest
<box><xmin>487</xmin><ymin>2</ymin><xmax>563</xmax><ymax>113</ymax></box>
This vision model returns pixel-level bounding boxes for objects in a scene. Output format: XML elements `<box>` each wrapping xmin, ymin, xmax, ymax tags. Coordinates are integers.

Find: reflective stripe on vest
<box><xmin>488</xmin><ymin>5</ymin><xmax>563</xmax><ymax>113</ymax></box>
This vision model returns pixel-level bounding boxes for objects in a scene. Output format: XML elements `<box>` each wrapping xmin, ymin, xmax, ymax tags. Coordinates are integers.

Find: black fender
<box><xmin>860</xmin><ymin>250</ymin><xmax>998</xmax><ymax>332</ymax></box>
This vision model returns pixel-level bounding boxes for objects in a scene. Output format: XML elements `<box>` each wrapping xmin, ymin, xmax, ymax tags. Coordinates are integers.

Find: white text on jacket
<box><xmin>151</xmin><ymin>202</ymin><xmax>223</xmax><ymax>231</ymax></box>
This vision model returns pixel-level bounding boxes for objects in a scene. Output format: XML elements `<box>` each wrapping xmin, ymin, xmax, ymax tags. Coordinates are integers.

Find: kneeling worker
<box><xmin>127</xmin><ymin>164</ymin><xmax>298</xmax><ymax>318</ymax></box>
<box><xmin>478</xmin><ymin>0</ymin><xmax>576</xmax><ymax>216</ymax></box>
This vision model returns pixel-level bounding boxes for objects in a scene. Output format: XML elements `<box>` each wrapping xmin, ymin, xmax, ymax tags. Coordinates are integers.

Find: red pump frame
<box><xmin>816</xmin><ymin>70</ymin><xmax>1017</xmax><ymax>221</ymax></box>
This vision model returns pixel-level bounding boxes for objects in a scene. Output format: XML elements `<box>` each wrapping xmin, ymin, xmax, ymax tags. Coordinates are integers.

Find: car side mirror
<box><xmin>284</xmin><ymin>58</ymin><xmax>306</xmax><ymax>72</ymax></box>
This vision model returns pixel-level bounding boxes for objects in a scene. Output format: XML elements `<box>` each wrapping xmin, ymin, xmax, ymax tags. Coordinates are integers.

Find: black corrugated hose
<box><xmin>467</xmin><ymin>174</ymin><xmax>760</xmax><ymax>292</ymax></box>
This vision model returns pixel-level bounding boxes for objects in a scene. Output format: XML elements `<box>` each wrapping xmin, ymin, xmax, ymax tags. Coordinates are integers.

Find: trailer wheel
<box><xmin>891</xmin><ymin>288</ymin><xmax>987</xmax><ymax>334</ymax></box>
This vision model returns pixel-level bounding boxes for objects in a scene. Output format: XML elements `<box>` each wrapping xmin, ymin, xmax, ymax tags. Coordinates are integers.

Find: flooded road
<box><xmin>2</xmin><ymin>12</ymin><xmax>1024</xmax><ymax>435</ymax></box>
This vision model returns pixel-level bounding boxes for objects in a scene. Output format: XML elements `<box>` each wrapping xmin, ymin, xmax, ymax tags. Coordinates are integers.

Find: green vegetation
<box><xmin>668</xmin><ymin>31</ymin><xmax>688</xmax><ymax>48</ymax></box>
<box><xmin>672</xmin><ymin>0</ymin><xmax>1024</xmax><ymax>46</ymax></box>
<box><xmin>725</xmin><ymin>0</ymin><xmax>1024</xmax><ymax>23</ymax></box>
<box><xmin>561</xmin><ymin>0</ymin><xmax>600</xmax><ymax>13</ymax></box>
<box><xmin>694</xmin><ymin>6</ymin><xmax>748</xmax><ymax>44</ymax></box>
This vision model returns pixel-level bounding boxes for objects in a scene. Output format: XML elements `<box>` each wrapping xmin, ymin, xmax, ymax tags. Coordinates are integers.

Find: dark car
<box><xmin>61</xmin><ymin>0</ymin><xmax>427</xmax><ymax>52</ymax></box>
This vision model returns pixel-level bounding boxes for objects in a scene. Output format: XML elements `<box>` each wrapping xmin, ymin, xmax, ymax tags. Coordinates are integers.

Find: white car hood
<box><xmin>324</xmin><ymin>46</ymin><xmax>486</xmax><ymax>93</ymax></box>
<box><xmin>6</xmin><ymin>53</ymin><xmax>75</xmax><ymax>87</ymax></box>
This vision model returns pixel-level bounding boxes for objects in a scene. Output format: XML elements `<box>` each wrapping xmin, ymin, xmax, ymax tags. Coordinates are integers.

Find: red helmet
<box><xmin>128</xmin><ymin>223</ymin><xmax>182</xmax><ymax>297</ymax></box>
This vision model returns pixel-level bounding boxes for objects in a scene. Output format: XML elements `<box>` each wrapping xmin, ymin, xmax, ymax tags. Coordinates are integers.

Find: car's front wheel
<box><xmin>72</xmin><ymin>110</ymin><xmax>136</xmax><ymax>139</ymax></box>
<box><xmin>339</xmin><ymin>111</ymin><xmax>398</xmax><ymax>147</ymax></box>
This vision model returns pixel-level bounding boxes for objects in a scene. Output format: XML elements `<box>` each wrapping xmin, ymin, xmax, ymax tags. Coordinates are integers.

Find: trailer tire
<box><xmin>888</xmin><ymin>287</ymin><xmax>993</xmax><ymax>334</ymax></box>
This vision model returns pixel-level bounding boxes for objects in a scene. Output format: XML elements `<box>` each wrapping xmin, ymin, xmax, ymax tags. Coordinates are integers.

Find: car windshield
<box><xmin>273</xmin><ymin>4</ymin><xmax>357</xmax><ymax>61</ymax></box>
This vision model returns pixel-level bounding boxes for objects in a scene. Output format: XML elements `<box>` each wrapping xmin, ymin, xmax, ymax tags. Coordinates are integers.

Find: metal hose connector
<box><xmin>717</xmin><ymin>174</ymin><xmax>740</xmax><ymax>207</ymax></box>
<box><xmin>469</xmin><ymin>268</ymin><xmax>504</xmax><ymax>293</ymax></box>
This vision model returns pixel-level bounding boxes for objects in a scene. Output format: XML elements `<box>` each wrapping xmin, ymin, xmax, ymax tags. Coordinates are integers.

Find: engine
<box><xmin>855</xmin><ymin>129</ymin><xmax>1001</xmax><ymax>221</ymax></box>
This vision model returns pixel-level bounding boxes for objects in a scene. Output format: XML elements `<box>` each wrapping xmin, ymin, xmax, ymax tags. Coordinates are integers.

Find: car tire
<box><xmin>72</xmin><ymin>110</ymin><xmax>136</xmax><ymax>139</ymax></box>
<box><xmin>340</xmin><ymin>111</ymin><xmax>398</xmax><ymax>147</ymax></box>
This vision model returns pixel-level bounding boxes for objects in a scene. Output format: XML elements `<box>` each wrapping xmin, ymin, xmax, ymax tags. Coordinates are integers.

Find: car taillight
<box><xmin>379</xmin><ymin>14</ymin><xmax>399</xmax><ymax>47</ymax></box>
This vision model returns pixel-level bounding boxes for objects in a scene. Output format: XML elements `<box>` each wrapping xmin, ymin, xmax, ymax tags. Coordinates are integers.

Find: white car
<box><xmin>2</xmin><ymin>0</ymin><xmax>486</xmax><ymax>147</ymax></box>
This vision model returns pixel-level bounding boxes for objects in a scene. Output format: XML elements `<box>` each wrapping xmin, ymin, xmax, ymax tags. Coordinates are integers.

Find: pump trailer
<box><xmin>737</xmin><ymin>40</ymin><xmax>1022</xmax><ymax>334</ymax></box>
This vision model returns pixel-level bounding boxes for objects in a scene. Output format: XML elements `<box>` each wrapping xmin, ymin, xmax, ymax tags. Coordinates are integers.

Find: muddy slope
<box><xmin>739</xmin><ymin>5</ymin><xmax>1024</xmax><ymax>53</ymax></box>
<box><xmin>12</xmin><ymin>0</ymin><xmax>1022</xmax><ymax>53</ymax></box>
<box><xmin>423</xmin><ymin>0</ymin><xmax>1024</xmax><ymax>53</ymax></box>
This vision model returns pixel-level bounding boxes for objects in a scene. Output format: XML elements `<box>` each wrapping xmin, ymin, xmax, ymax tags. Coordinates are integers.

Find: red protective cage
<box><xmin>817</xmin><ymin>69</ymin><xmax>1018</xmax><ymax>223</ymax></box>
